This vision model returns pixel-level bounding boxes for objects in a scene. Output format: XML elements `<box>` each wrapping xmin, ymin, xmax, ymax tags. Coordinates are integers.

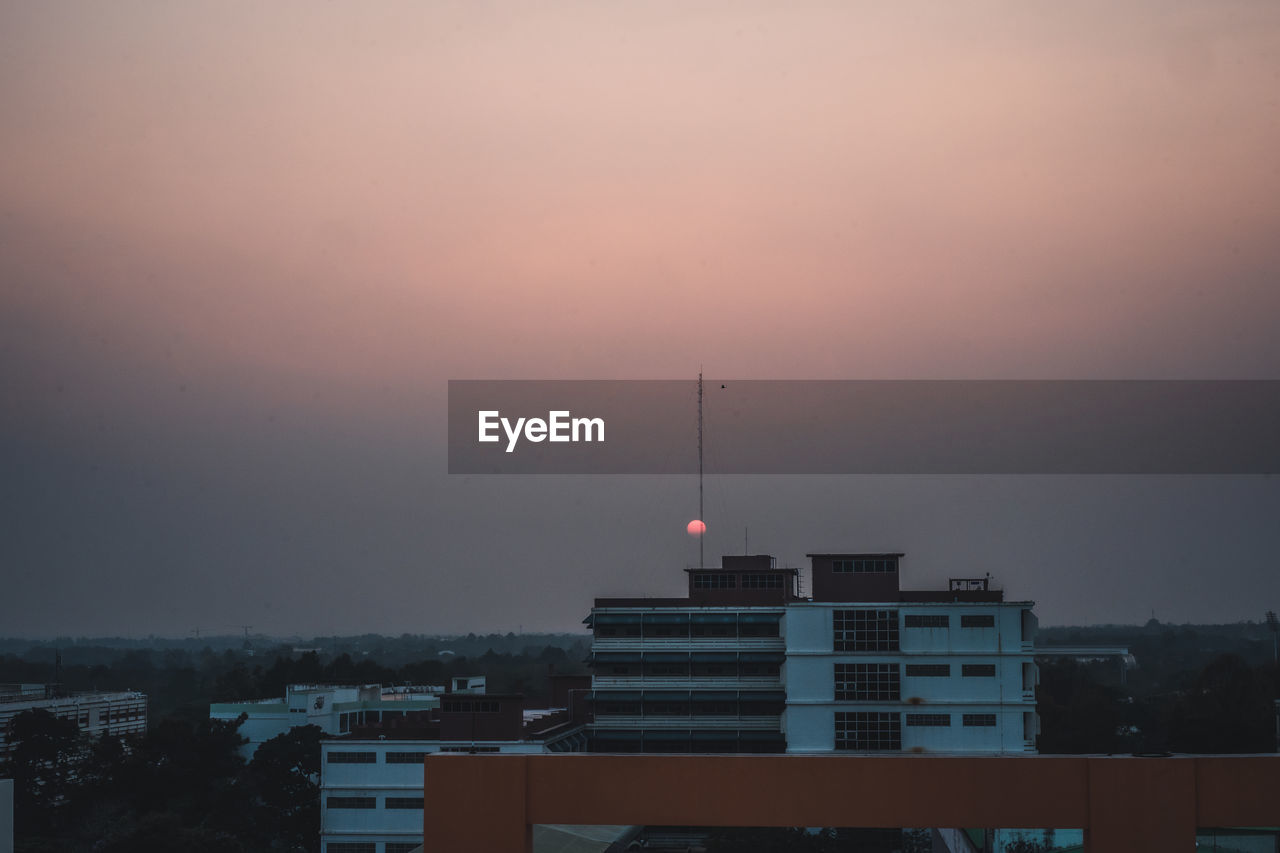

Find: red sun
<box><xmin>686</xmin><ymin>519</ymin><xmax>706</xmax><ymax>536</ymax></box>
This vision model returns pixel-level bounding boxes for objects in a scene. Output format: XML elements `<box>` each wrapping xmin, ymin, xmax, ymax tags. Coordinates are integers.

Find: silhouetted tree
<box><xmin>2</xmin><ymin>709</ymin><xmax>83</xmax><ymax>835</ymax></box>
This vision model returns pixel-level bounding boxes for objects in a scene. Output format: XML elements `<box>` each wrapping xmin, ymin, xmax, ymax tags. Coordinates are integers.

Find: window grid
<box><xmin>834</xmin><ymin>663</ymin><xmax>901</xmax><ymax>701</ymax></box>
<box><xmin>438</xmin><ymin>745</ymin><xmax>500</xmax><ymax>753</ymax></box>
<box><xmin>905</xmin><ymin>664</ymin><xmax>950</xmax><ymax>677</ymax></box>
<box><xmin>385</xmin><ymin>751</ymin><xmax>428</xmax><ymax>764</ymax></box>
<box><xmin>904</xmin><ymin>614</ymin><xmax>950</xmax><ymax>628</ymax></box>
<box><xmin>963</xmin><ymin>713</ymin><xmax>998</xmax><ymax>727</ymax></box>
<box><xmin>905</xmin><ymin>713</ymin><xmax>951</xmax><ymax>727</ymax></box>
<box><xmin>962</xmin><ymin>664</ymin><xmax>997</xmax><ymax>677</ymax></box>
<box><xmin>327</xmin><ymin>845</ymin><xmax>375</xmax><ymax>853</ymax></box>
<box><xmin>961</xmin><ymin>614</ymin><xmax>996</xmax><ymax>628</ymax></box>
<box><xmin>741</xmin><ymin>573</ymin><xmax>784</xmax><ymax>589</ymax></box>
<box><xmin>692</xmin><ymin>573</ymin><xmax>737</xmax><ymax>589</ymax></box>
<box><xmin>327</xmin><ymin>752</ymin><xmax>376</xmax><ymax>764</ymax></box>
<box><xmin>834</xmin><ymin>609</ymin><xmax>899</xmax><ymax>652</ymax></box>
<box><xmin>832</xmin><ymin>559</ymin><xmax>897</xmax><ymax>573</ymax></box>
<box><xmin>441</xmin><ymin>700</ymin><xmax>499</xmax><ymax>713</ymax></box>
<box><xmin>387</xmin><ymin>844</ymin><xmax>422</xmax><ymax>853</ymax></box>
<box><xmin>835</xmin><ymin>711</ymin><xmax>901</xmax><ymax>751</ymax></box>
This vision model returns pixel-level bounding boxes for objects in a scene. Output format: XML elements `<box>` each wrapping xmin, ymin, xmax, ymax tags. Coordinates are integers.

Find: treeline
<box><xmin>0</xmin><ymin>640</ymin><xmax>589</xmax><ymax>725</ymax></box>
<box><xmin>0</xmin><ymin>631</ymin><xmax>592</xmax><ymax>663</ymax></box>
<box><xmin>1037</xmin><ymin>653</ymin><xmax>1279</xmax><ymax>754</ymax></box>
<box><xmin>3</xmin><ymin>708</ymin><xmax>319</xmax><ymax>853</ymax></box>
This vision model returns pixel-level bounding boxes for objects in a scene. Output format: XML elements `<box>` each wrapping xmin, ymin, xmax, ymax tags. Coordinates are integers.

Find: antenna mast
<box><xmin>698</xmin><ymin>371</ymin><xmax>704</xmax><ymax>568</ymax></box>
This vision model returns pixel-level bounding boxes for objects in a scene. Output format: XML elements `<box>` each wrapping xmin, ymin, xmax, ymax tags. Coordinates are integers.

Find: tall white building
<box><xmin>786</xmin><ymin>554</ymin><xmax>1038</xmax><ymax>753</ymax></box>
<box><xmin>586</xmin><ymin>552</ymin><xmax>1039</xmax><ymax>755</ymax></box>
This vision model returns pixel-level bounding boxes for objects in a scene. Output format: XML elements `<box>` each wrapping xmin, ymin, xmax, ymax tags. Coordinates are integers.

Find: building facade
<box><xmin>0</xmin><ymin>684</ymin><xmax>147</xmax><ymax>757</ymax></box>
<box><xmin>786</xmin><ymin>553</ymin><xmax>1038</xmax><ymax>754</ymax></box>
<box><xmin>586</xmin><ymin>552</ymin><xmax>1039</xmax><ymax>755</ymax></box>
<box><xmin>588</xmin><ymin>555</ymin><xmax>795</xmax><ymax>754</ymax></box>
<box><xmin>319</xmin><ymin>691</ymin><xmax>588</xmax><ymax>853</ymax></box>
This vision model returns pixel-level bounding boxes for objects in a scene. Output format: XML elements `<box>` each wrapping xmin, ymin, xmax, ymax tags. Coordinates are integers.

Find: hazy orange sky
<box><xmin>3</xmin><ymin>1</ymin><xmax>1279</xmax><ymax>636</ymax></box>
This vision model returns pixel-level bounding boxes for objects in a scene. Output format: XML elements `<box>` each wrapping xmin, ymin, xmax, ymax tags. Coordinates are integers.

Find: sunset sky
<box><xmin>3</xmin><ymin>1</ymin><xmax>1279</xmax><ymax>637</ymax></box>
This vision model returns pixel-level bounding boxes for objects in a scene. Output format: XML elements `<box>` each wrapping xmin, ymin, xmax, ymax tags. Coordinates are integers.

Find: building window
<box><xmin>739</xmin><ymin>662</ymin><xmax>780</xmax><ymax>677</ymax></box>
<box><xmin>904</xmin><ymin>664</ymin><xmax>950</xmax><ymax>677</ymax></box>
<box><xmin>387</xmin><ymin>844</ymin><xmax>422</xmax><ymax>853</ymax></box>
<box><xmin>834</xmin><ymin>609</ymin><xmax>899</xmax><ymax>652</ymax></box>
<box><xmin>327</xmin><ymin>844</ymin><xmax>376</xmax><ymax>853</ymax></box>
<box><xmin>692</xmin><ymin>573</ymin><xmax>736</xmax><ymax>589</ymax></box>
<box><xmin>835</xmin><ymin>711</ymin><xmax>901</xmax><ymax>751</ymax></box>
<box><xmin>741</xmin><ymin>573</ymin><xmax>784</xmax><ymax>589</ymax></box>
<box><xmin>645</xmin><ymin>701</ymin><xmax>691</xmax><ymax>716</ymax></box>
<box><xmin>963</xmin><ymin>714</ymin><xmax>997</xmax><ymax>727</ymax></box>
<box><xmin>598</xmin><ymin>701</ymin><xmax>641</xmax><ymax>715</ymax></box>
<box><xmin>385</xmin><ymin>797</ymin><xmax>425</xmax><ymax>809</ymax></box>
<box><xmin>904</xmin><ymin>614</ymin><xmax>949</xmax><ymax>628</ymax></box>
<box><xmin>961</xmin><ymin>614</ymin><xmax>996</xmax><ymax>628</ymax></box>
<box><xmin>385</xmin><ymin>751</ymin><xmax>428</xmax><ymax>764</ymax></box>
<box><xmin>832</xmin><ymin>558</ymin><xmax>896</xmax><ymax>573</ymax></box>
<box><xmin>645</xmin><ymin>663</ymin><xmax>690</xmax><ymax>677</ymax></box>
<box><xmin>438</xmin><ymin>745</ymin><xmax>500</xmax><ymax>753</ymax></box>
<box><xmin>327</xmin><ymin>752</ymin><xmax>376</xmax><ymax>764</ymax></box>
<box><xmin>442</xmin><ymin>700</ymin><xmax>499</xmax><ymax>713</ymax></box>
<box><xmin>962</xmin><ymin>664</ymin><xmax>997</xmax><ymax>677</ymax></box>
<box><xmin>834</xmin><ymin>663</ymin><xmax>900</xmax><ymax>701</ymax></box>
<box><xmin>905</xmin><ymin>714</ymin><xmax>951</xmax><ymax>727</ymax></box>
<box><xmin>326</xmin><ymin>797</ymin><xmax>376</xmax><ymax>809</ymax></box>
<box><xmin>739</xmin><ymin>621</ymin><xmax>781</xmax><ymax>638</ymax></box>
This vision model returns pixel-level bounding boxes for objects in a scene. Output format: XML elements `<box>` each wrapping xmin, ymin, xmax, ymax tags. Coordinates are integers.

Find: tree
<box><xmin>2</xmin><ymin>709</ymin><xmax>84</xmax><ymax>835</ymax></box>
<box><xmin>1168</xmin><ymin>654</ymin><xmax>1276</xmax><ymax>753</ymax></box>
<box><xmin>247</xmin><ymin>724</ymin><xmax>326</xmax><ymax>852</ymax></box>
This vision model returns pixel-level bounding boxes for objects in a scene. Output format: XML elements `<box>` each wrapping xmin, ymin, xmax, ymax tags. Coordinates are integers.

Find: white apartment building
<box><xmin>785</xmin><ymin>553</ymin><xmax>1037</xmax><ymax>754</ymax></box>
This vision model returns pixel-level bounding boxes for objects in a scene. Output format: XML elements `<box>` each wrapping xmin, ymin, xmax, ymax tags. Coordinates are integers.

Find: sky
<box><xmin>3</xmin><ymin>1</ymin><xmax>1280</xmax><ymax>638</ymax></box>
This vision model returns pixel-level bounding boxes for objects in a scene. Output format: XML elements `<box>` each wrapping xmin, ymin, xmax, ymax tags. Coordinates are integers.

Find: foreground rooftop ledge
<box><xmin>422</xmin><ymin>753</ymin><xmax>1280</xmax><ymax>853</ymax></box>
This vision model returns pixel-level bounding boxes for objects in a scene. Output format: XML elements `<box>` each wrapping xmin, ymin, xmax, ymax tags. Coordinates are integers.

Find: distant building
<box><xmin>586</xmin><ymin>552</ymin><xmax>1039</xmax><ymax>754</ymax></box>
<box><xmin>0</xmin><ymin>684</ymin><xmax>147</xmax><ymax>757</ymax></box>
<box><xmin>210</xmin><ymin>680</ymin><xmax>481</xmax><ymax>758</ymax></box>
<box><xmin>319</xmin><ymin>680</ymin><xmax>590</xmax><ymax>853</ymax></box>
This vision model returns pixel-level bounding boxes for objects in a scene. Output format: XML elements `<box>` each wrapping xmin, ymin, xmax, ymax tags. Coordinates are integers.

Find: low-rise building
<box><xmin>0</xmin><ymin>684</ymin><xmax>147</xmax><ymax>756</ymax></box>
<box><xmin>210</xmin><ymin>681</ymin><xmax>472</xmax><ymax>757</ymax></box>
<box><xmin>320</xmin><ymin>686</ymin><xmax>589</xmax><ymax>853</ymax></box>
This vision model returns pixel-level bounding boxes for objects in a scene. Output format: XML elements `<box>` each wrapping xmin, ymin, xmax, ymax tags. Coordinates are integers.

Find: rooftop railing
<box><xmin>422</xmin><ymin>752</ymin><xmax>1280</xmax><ymax>852</ymax></box>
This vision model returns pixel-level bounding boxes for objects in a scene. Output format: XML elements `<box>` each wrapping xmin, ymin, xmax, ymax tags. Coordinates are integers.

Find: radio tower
<box><xmin>698</xmin><ymin>371</ymin><xmax>704</xmax><ymax>568</ymax></box>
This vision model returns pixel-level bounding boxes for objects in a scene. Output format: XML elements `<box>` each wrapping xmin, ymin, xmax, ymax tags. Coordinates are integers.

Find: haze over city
<box><xmin>3</xmin><ymin>1</ymin><xmax>1280</xmax><ymax>637</ymax></box>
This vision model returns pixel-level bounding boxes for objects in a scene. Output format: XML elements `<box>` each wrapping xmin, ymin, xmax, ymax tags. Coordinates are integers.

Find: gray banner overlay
<box><xmin>448</xmin><ymin>380</ymin><xmax>1280</xmax><ymax>474</ymax></box>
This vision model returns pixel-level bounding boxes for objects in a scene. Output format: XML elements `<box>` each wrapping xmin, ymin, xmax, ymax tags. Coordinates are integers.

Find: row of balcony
<box><xmin>592</xmin><ymin>636</ymin><xmax>785</xmax><ymax>649</ymax></box>
<box><xmin>591</xmin><ymin>715</ymin><xmax>782</xmax><ymax>729</ymax></box>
